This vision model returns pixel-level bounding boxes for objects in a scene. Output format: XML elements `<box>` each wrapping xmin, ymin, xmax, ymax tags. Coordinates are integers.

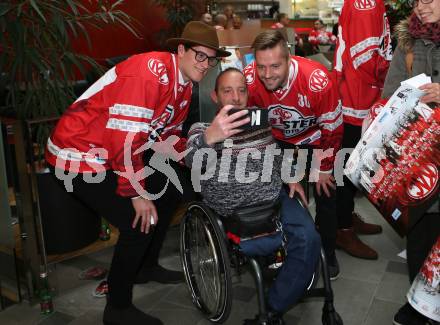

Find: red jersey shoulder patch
<box><xmin>147</xmin><ymin>58</ymin><xmax>169</xmax><ymax>85</ymax></box>
<box><xmin>243</xmin><ymin>64</ymin><xmax>256</xmax><ymax>85</ymax></box>
<box><xmin>308</xmin><ymin>69</ymin><xmax>329</xmax><ymax>92</ymax></box>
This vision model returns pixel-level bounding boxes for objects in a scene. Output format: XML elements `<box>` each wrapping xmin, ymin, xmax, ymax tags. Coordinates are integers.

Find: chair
<box><xmin>180</xmin><ymin>201</ymin><xmax>343</xmax><ymax>324</ymax></box>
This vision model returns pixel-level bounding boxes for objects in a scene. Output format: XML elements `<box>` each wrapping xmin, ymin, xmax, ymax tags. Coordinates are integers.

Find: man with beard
<box><xmin>186</xmin><ymin>67</ymin><xmax>320</xmax><ymax>324</ymax></box>
<box><xmin>244</xmin><ymin>29</ymin><xmax>343</xmax><ymax>280</ymax></box>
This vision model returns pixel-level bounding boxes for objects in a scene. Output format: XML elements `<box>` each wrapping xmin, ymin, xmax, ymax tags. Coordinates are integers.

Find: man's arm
<box><xmin>104</xmin><ymin>73</ymin><xmax>172</xmax><ymax>198</ymax></box>
<box><xmin>342</xmin><ymin>1</ymin><xmax>392</xmax><ymax>86</ymax></box>
<box><xmin>315</xmin><ymin>78</ymin><xmax>343</xmax><ymax>197</ymax></box>
<box><xmin>204</xmin><ymin>105</ymin><xmax>249</xmax><ymax>145</ymax></box>
<box><xmin>308</xmin><ymin>30</ymin><xmax>319</xmax><ymax>46</ymax></box>
<box><xmin>185</xmin><ymin>106</ymin><xmax>250</xmax><ymax>167</ymax></box>
<box><xmin>316</xmin><ymin>80</ymin><xmax>343</xmax><ymax>172</ymax></box>
<box><xmin>185</xmin><ymin>122</ymin><xmax>212</xmax><ymax>168</ymax></box>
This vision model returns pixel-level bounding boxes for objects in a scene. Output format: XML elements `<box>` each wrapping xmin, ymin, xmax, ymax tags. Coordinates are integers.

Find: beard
<box><xmin>262</xmin><ymin>75</ymin><xmax>288</xmax><ymax>92</ymax></box>
<box><xmin>262</xmin><ymin>78</ymin><xmax>283</xmax><ymax>91</ymax></box>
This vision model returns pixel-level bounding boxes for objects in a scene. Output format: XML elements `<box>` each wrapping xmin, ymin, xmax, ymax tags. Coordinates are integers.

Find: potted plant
<box><xmin>154</xmin><ymin>0</ymin><xmax>195</xmax><ymax>47</ymax></box>
<box><xmin>0</xmin><ymin>0</ymin><xmax>139</xmax><ymax>121</ymax></box>
<box><xmin>0</xmin><ymin>0</ymin><xmax>141</xmax><ymax>269</ymax></box>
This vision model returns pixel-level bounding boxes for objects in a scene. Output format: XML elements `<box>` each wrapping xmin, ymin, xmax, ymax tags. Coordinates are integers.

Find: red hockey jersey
<box><xmin>245</xmin><ymin>56</ymin><xmax>343</xmax><ymax>172</ymax></box>
<box><xmin>308</xmin><ymin>30</ymin><xmax>337</xmax><ymax>46</ymax></box>
<box><xmin>334</xmin><ymin>0</ymin><xmax>392</xmax><ymax>126</ymax></box>
<box><xmin>46</xmin><ymin>52</ymin><xmax>192</xmax><ymax>197</ymax></box>
<box><xmin>271</xmin><ymin>22</ymin><xmax>284</xmax><ymax>29</ymax></box>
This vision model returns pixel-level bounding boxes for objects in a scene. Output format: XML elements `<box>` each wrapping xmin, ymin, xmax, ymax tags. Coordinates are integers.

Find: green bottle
<box><xmin>39</xmin><ymin>272</ymin><xmax>54</xmax><ymax>315</ymax></box>
<box><xmin>99</xmin><ymin>218</ymin><xmax>111</xmax><ymax>241</ymax></box>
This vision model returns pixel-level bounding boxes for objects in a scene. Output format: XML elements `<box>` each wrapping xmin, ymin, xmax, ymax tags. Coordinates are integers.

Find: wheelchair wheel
<box><xmin>306</xmin><ymin>256</ymin><xmax>321</xmax><ymax>291</ymax></box>
<box><xmin>180</xmin><ymin>202</ymin><xmax>232</xmax><ymax>323</ymax></box>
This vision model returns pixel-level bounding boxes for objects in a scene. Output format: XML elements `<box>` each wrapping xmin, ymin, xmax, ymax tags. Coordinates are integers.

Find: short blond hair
<box><xmin>252</xmin><ymin>30</ymin><xmax>289</xmax><ymax>59</ymax></box>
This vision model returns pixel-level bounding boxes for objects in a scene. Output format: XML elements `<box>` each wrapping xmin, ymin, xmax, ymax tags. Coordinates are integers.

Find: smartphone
<box><xmin>228</xmin><ymin>107</ymin><xmax>269</xmax><ymax>130</ymax></box>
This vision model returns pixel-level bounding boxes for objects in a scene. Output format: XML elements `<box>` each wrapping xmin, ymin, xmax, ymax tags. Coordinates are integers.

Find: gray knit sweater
<box><xmin>185</xmin><ymin>123</ymin><xmax>283</xmax><ymax>216</ymax></box>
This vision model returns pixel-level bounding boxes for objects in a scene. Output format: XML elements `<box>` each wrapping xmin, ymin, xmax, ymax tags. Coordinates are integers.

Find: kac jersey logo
<box><xmin>407</xmin><ymin>163</ymin><xmax>439</xmax><ymax>201</ymax></box>
<box><xmin>309</xmin><ymin>69</ymin><xmax>329</xmax><ymax>92</ymax></box>
<box><xmin>354</xmin><ymin>0</ymin><xmax>376</xmax><ymax>10</ymax></box>
<box><xmin>147</xmin><ymin>58</ymin><xmax>169</xmax><ymax>85</ymax></box>
<box><xmin>369</xmin><ymin>100</ymin><xmax>386</xmax><ymax>120</ymax></box>
<box><xmin>269</xmin><ymin>104</ymin><xmax>317</xmax><ymax>138</ymax></box>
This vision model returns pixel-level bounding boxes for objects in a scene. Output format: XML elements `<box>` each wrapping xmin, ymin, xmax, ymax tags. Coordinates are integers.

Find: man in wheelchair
<box><xmin>185</xmin><ymin>68</ymin><xmax>321</xmax><ymax>324</ymax></box>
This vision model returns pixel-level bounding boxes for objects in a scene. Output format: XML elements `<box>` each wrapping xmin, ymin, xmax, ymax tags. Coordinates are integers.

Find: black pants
<box><xmin>336</xmin><ymin>123</ymin><xmax>362</xmax><ymax>228</ymax></box>
<box><xmin>279</xmin><ymin>142</ymin><xmax>338</xmax><ymax>259</ymax></box>
<box><xmin>50</xmin><ymin>160</ymin><xmax>187</xmax><ymax>308</ymax></box>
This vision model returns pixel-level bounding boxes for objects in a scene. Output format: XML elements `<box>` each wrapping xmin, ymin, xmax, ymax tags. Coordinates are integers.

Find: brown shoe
<box><xmin>336</xmin><ymin>228</ymin><xmax>378</xmax><ymax>260</ymax></box>
<box><xmin>352</xmin><ymin>212</ymin><xmax>382</xmax><ymax>235</ymax></box>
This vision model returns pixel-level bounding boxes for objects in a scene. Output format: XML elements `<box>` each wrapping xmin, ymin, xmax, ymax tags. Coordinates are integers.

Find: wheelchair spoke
<box><xmin>181</xmin><ymin>205</ymin><xmax>232</xmax><ymax>322</ymax></box>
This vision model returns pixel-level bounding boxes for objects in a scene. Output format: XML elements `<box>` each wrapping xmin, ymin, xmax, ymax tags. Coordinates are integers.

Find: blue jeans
<box><xmin>239</xmin><ymin>188</ymin><xmax>321</xmax><ymax>312</ymax></box>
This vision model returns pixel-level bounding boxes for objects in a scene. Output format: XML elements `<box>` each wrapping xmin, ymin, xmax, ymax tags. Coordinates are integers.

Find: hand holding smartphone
<box><xmin>227</xmin><ymin>107</ymin><xmax>269</xmax><ymax>130</ymax></box>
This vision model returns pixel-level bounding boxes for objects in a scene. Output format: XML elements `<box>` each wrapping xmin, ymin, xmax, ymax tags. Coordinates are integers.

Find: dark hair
<box><xmin>277</xmin><ymin>13</ymin><xmax>287</xmax><ymax>22</ymax></box>
<box><xmin>251</xmin><ymin>30</ymin><xmax>289</xmax><ymax>59</ymax></box>
<box><xmin>214</xmin><ymin>67</ymin><xmax>244</xmax><ymax>92</ymax></box>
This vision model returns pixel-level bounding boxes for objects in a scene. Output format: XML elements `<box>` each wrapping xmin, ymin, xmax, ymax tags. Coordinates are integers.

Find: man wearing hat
<box><xmin>45</xmin><ymin>21</ymin><xmax>229</xmax><ymax>325</ymax></box>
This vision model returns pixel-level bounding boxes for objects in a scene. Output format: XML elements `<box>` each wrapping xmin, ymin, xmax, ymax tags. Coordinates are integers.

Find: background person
<box><xmin>271</xmin><ymin>12</ymin><xmax>290</xmax><ymax>29</ymax></box>
<box><xmin>333</xmin><ymin>0</ymin><xmax>392</xmax><ymax>260</ymax></box>
<box><xmin>232</xmin><ymin>14</ymin><xmax>242</xmax><ymax>29</ymax></box>
<box><xmin>308</xmin><ymin>19</ymin><xmax>337</xmax><ymax>53</ymax></box>
<box><xmin>214</xmin><ymin>14</ymin><xmax>227</xmax><ymax>30</ymax></box>
<box><xmin>380</xmin><ymin>0</ymin><xmax>440</xmax><ymax>323</ymax></box>
<box><xmin>45</xmin><ymin>22</ymin><xmax>230</xmax><ymax>325</ymax></box>
<box><xmin>223</xmin><ymin>4</ymin><xmax>235</xmax><ymax>29</ymax></box>
<box><xmin>271</xmin><ymin>13</ymin><xmax>304</xmax><ymax>56</ymax></box>
<box><xmin>186</xmin><ymin>67</ymin><xmax>320</xmax><ymax>324</ymax></box>
<box><xmin>200</xmin><ymin>12</ymin><xmax>213</xmax><ymax>25</ymax></box>
<box><xmin>245</xmin><ymin>30</ymin><xmax>343</xmax><ymax>280</ymax></box>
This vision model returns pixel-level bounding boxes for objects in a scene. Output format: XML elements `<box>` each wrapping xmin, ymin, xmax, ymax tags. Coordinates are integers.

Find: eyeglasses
<box><xmin>410</xmin><ymin>0</ymin><xmax>434</xmax><ymax>6</ymax></box>
<box><xmin>189</xmin><ymin>48</ymin><xmax>220</xmax><ymax>67</ymax></box>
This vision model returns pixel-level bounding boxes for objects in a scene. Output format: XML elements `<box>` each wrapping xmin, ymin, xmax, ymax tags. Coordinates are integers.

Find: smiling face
<box><xmin>414</xmin><ymin>0</ymin><xmax>440</xmax><ymax>24</ymax></box>
<box><xmin>211</xmin><ymin>69</ymin><xmax>248</xmax><ymax>108</ymax></box>
<box><xmin>255</xmin><ymin>43</ymin><xmax>290</xmax><ymax>91</ymax></box>
<box><xmin>178</xmin><ymin>45</ymin><xmax>217</xmax><ymax>82</ymax></box>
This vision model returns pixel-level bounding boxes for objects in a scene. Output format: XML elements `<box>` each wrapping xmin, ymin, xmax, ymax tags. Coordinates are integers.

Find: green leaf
<box><xmin>76</xmin><ymin>21</ymin><xmax>92</xmax><ymax>49</ymax></box>
<box><xmin>0</xmin><ymin>3</ymin><xmax>11</xmax><ymax>16</ymax></box>
<box><xmin>0</xmin><ymin>0</ymin><xmax>141</xmax><ymax>121</ymax></box>
<box><xmin>29</xmin><ymin>0</ymin><xmax>47</xmax><ymax>23</ymax></box>
<box><xmin>65</xmin><ymin>0</ymin><xmax>79</xmax><ymax>15</ymax></box>
<box><xmin>111</xmin><ymin>0</ymin><xmax>125</xmax><ymax>10</ymax></box>
<box><xmin>114</xmin><ymin>15</ymin><xmax>142</xmax><ymax>39</ymax></box>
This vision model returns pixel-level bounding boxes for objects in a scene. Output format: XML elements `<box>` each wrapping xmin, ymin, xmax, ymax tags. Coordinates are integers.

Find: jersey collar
<box><xmin>178</xmin><ymin>68</ymin><xmax>190</xmax><ymax>87</ymax></box>
<box><xmin>273</xmin><ymin>57</ymin><xmax>298</xmax><ymax>101</ymax></box>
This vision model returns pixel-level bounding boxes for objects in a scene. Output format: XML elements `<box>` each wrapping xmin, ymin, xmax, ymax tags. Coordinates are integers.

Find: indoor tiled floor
<box><xmin>0</xmin><ymin>196</ymin><xmax>418</xmax><ymax>325</ymax></box>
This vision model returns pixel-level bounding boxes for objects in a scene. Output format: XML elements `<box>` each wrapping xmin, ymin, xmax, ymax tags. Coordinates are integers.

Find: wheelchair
<box><xmin>180</xmin><ymin>200</ymin><xmax>343</xmax><ymax>325</ymax></box>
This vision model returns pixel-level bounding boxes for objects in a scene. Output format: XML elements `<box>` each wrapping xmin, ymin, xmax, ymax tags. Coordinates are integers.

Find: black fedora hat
<box><xmin>166</xmin><ymin>21</ymin><xmax>231</xmax><ymax>57</ymax></box>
